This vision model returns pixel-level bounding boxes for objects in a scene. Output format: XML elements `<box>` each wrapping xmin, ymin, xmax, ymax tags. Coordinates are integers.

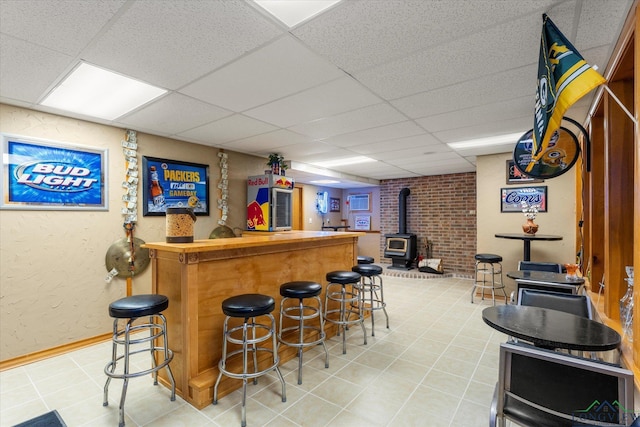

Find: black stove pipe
<box><xmin>398</xmin><ymin>187</ymin><xmax>410</xmax><ymax>234</ymax></box>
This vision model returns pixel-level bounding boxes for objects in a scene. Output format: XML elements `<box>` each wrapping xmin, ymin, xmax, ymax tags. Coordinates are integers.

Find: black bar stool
<box><xmin>352</xmin><ymin>264</ymin><xmax>389</xmax><ymax>336</ymax></box>
<box><xmin>103</xmin><ymin>294</ymin><xmax>176</xmax><ymax>427</ymax></box>
<box><xmin>213</xmin><ymin>293</ymin><xmax>286</xmax><ymax>427</ymax></box>
<box><xmin>324</xmin><ymin>270</ymin><xmax>367</xmax><ymax>354</ymax></box>
<box><xmin>278</xmin><ymin>281</ymin><xmax>329</xmax><ymax>385</ymax></box>
<box><xmin>357</xmin><ymin>255</ymin><xmax>375</xmax><ymax>264</ymax></box>
<box><xmin>471</xmin><ymin>253</ymin><xmax>507</xmax><ymax>305</ymax></box>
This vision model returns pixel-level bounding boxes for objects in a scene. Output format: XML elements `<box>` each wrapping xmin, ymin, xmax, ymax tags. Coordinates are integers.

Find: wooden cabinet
<box><xmin>581</xmin><ymin>3</ymin><xmax>639</xmax><ymax>383</ymax></box>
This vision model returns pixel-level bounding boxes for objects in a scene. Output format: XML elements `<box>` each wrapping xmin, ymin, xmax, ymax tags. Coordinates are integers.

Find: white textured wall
<box><xmin>476</xmin><ymin>153</ymin><xmax>577</xmax><ymax>295</ymax></box>
<box><xmin>0</xmin><ymin>104</ymin><xmax>266</xmax><ymax>360</ymax></box>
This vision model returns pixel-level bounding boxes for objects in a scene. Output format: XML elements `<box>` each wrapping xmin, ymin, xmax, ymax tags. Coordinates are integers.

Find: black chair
<box><xmin>490</xmin><ymin>342</ymin><xmax>634</xmax><ymax>426</ymax></box>
<box><xmin>517</xmin><ymin>288</ymin><xmax>592</xmax><ymax>319</ymax></box>
<box><xmin>518</xmin><ymin>261</ymin><xmax>563</xmax><ymax>273</ymax></box>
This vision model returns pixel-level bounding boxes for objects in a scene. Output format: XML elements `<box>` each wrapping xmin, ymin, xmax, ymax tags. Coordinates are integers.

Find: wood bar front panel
<box><xmin>147</xmin><ymin>232</ymin><xmax>360</xmax><ymax>409</ymax></box>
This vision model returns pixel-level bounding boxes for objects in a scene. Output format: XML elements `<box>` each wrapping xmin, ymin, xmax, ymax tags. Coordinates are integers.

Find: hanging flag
<box><xmin>527</xmin><ymin>14</ymin><xmax>606</xmax><ymax>172</ymax></box>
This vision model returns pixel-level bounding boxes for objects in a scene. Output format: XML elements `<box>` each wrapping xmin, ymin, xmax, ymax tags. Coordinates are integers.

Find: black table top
<box><xmin>506</xmin><ymin>270</ymin><xmax>585</xmax><ymax>285</ymax></box>
<box><xmin>482</xmin><ymin>305</ymin><xmax>621</xmax><ymax>351</ymax></box>
<box><xmin>495</xmin><ymin>233</ymin><xmax>563</xmax><ymax>241</ymax></box>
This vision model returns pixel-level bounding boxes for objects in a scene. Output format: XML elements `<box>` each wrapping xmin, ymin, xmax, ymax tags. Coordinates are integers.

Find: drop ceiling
<box><xmin>0</xmin><ymin>0</ymin><xmax>634</xmax><ymax>188</ymax></box>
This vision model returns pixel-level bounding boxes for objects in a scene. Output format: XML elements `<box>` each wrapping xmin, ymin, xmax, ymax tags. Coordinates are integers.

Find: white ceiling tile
<box><xmin>0</xmin><ymin>0</ymin><xmax>629</xmax><ymax>186</ymax></box>
<box><xmin>434</xmin><ymin>116</ymin><xmax>533</xmax><ymax>144</ymax></box>
<box><xmin>221</xmin><ymin>129</ymin><xmax>314</xmax><ymax>154</ymax></box>
<box><xmin>320</xmin><ymin>121</ymin><xmax>425</xmax><ymax>148</ymax></box>
<box><xmin>0</xmin><ymin>36</ymin><xmax>74</xmax><ymax>103</ymax></box>
<box><xmin>416</xmin><ymin>96</ymin><xmax>533</xmax><ymax>133</ymax></box>
<box><xmin>293</xmin><ymin>0</ymin><xmax>557</xmax><ymax>72</ymax></box>
<box><xmin>118</xmin><ymin>93</ymin><xmax>232</xmax><ymax>135</ymax></box>
<box><xmin>82</xmin><ymin>0</ymin><xmax>283</xmax><ymax>89</ymax></box>
<box><xmin>575</xmin><ymin>0</ymin><xmax>634</xmax><ymax>49</ymax></box>
<box><xmin>350</xmin><ymin>134</ymin><xmax>444</xmax><ymax>155</ymax></box>
<box><xmin>244</xmin><ymin>77</ymin><xmax>381</xmax><ymax>127</ymax></box>
<box><xmin>354</xmin><ymin>14</ymin><xmax>540</xmax><ymax>100</ymax></box>
<box><xmin>0</xmin><ymin>0</ymin><xmax>125</xmax><ymax>55</ymax></box>
<box><xmin>271</xmin><ymin>141</ymin><xmax>338</xmax><ymax>158</ymax></box>
<box><xmin>405</xmin><ymin>163</ymin><xmax>476</xmax><ymax>176</ymax></box>
<box><xmin>289</xmin><ymin>103</ymin><xmax>406</xmax><ymax>139</ymax></box>
<box><xmin>385</xmin><ymin>151</ymin><xmax>462</xmax><ymax>167</ymax></box>
<box><xmin>391</xmin><ymin>65</ymin><xmax>536</xmax><ymax>119</ymax></box>
<box><xmin>177</xmin><ymin>114</ymin><xmax>278</xmax><ymax>145</ymax></box>
<box><xmin>180</xmin><ymin>35</ymin><xmax>344</xmax><ymax>112</ymax></box>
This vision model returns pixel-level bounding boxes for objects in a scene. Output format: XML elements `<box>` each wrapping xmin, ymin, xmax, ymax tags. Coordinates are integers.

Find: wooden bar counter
<box><xmin>143</xmin><ymin>230</ymin><xmax>362</xmax><ymax>409</ymax></box>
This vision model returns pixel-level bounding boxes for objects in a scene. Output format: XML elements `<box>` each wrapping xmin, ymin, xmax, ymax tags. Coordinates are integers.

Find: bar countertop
<box><xmin>142</xmin><ymin>230</ymin><xmax>365</xmax><ymax>253</ymax></box>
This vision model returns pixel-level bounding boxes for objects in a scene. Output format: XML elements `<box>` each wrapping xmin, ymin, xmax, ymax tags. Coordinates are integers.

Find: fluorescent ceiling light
<box><xmin>311</xmin><ymin>156</ymin><xmax>377</xmax><ymax>168</ymax></box>
<box><xmin>446</xmin><ymin>132</ymin><xmax>524</xmax><ymax>150</ymax></box>
<box><xmin>254</xmin><ymin>0</ymin><xmax>341</xmax><ymax>27</ymax></box>
<box><xmin>40</xmin><ymin>62</ymin><xmax>167</xmax><ymax>121</ymax></box>
<box><xmin>310</xmin><ymin>179</ymin><xmax>340</xmax><ymax>184</ymax></box>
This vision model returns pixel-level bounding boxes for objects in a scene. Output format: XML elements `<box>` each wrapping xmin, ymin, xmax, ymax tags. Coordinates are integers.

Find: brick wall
<box><xmin>380</xmin><ymin>173</ymin><xmax>477</xmax><ymax>275</ymax></box>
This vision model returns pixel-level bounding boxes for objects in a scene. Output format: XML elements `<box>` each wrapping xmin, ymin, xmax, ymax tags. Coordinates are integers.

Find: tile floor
<box><xmin>0</xmin><ymin>275</ymin><xmax>622</xmax><ymax>426</ymax></box>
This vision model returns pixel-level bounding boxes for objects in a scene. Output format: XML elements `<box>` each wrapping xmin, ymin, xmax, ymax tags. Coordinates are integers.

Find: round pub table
<box><xmin>494</xmin><ymin>233</ymin><xmax>562</xmax><ymax>261</ymax></box>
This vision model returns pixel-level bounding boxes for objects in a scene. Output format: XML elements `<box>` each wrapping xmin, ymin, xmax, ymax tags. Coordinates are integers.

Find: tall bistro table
<box><xmin>482</xmin><ymin>305</ymin><xmax>621</xmax><ymax>352</ymax></box>
<box><xmin>494</xmin><ymin>233</ymin><xmax>562</xmax><ymax>261</ymax></box>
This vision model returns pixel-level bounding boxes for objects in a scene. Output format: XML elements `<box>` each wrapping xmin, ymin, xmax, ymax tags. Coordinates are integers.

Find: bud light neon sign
<box><xmin>1</xmin><ymin>134</ymin><xmax>107</xmax><ymax>210</ymax></box>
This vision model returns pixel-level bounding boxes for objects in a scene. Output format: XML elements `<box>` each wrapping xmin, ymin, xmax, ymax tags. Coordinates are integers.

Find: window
<box><xmin>349</xmin><ymin>193</ymin><xmax>370</xmax><ymax>211</ymax></box>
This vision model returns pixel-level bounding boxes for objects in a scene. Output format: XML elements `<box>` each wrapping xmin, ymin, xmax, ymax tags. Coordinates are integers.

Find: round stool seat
<box><xmin>222</xmin><ymin>294</ymin><xmax>275</xmax><ymax>318</ymax></box>
<box><xmin>352</xmin><ymin>264</ymin><xmax>383</xmax><ymax>277</ymax></box>
<box><xmin>357</xmin><ymin>255</ymin><xmax>374</xmax><ymax>264</ymax></box>
<box><xmin>475</xmin><ymin>253</ymin><xmax>503</xmax><ymax>263</ymax></box>
<box><xmin>326</xmin><ymin>270</ymin><xmax>361</xmax><ymax>284</ymax></box>
<box><xmin>108</xmin><ymin>294</ymin><xmax>169</xmax><ymax>318</ymax></box>
<box><xmin>280</xmin><ymin>281</ymin><xmax>322</xmax><ymax>299</ymax></box>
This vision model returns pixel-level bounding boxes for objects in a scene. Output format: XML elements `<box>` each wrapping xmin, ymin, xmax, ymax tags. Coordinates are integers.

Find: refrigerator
<box><xmin>247</xmin><ymin>174</ymin><xmax>294</xmax><ymax>231</ymax></box>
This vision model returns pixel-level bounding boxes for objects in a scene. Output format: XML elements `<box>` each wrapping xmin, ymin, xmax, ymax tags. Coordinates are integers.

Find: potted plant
<box><xmin>267</xmin><ymin>153</ymin><xmax>285</xmax><ymax>175</ymax></box>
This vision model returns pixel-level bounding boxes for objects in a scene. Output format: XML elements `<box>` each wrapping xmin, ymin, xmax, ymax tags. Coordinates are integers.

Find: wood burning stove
<box><xmin>384</xmin><ymin>188</ymin><xmax>417</xmax><ymax>269</ymax></box>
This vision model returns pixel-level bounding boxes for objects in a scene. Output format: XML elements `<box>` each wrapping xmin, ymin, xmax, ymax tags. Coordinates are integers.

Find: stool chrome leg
<box><xmin>213</xmin><ymin>313</ymin><xmax>286</xmax><ymax>427</ymax></box>
<box><xmin>103</xmin><ymin>314</ymin><xmax>176</xmax><ymax>427</ymax></box>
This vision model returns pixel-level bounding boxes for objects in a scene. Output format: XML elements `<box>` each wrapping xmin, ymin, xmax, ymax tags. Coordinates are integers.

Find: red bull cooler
<box><xmin>247</xmin><ymin>174</ymin><xmax>294</xmax><ymax>231</ymax></box>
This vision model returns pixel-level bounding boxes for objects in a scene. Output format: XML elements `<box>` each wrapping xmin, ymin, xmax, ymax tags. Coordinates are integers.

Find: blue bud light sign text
<box><xmin>1</xmin><ymin>134</ymin><xmax>107</xmax><ymax>210</ymax></box>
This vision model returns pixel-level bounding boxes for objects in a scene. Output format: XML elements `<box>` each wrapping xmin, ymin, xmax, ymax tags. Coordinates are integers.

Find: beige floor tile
<box><xmin>310</xmin><ymin>376</ymin><xmax>363</xmax><ymax>407</ymax></box>
<box><xmin>383</xmin><ymin>358</ymin><xmax>432</xmax><ymax>384</ymax></box>
<box><xmin>451</xmin><ymin>399</ymin><xmax>492</xmax><ymax>427</ymax></box>
<box><xmin>264</xmin><ymin>415</ymin><xmax>301</xmax><ymax>427</ymax></box>
<box><xmin>0</xmin><ymin>383</ymin><xmax>39</xmax><ymax>412</ymax></box>
<box><xmin>352</xmin><ymin>349</ymin><xmax>395</xmax><ymax>370</ymax></box>
<box><xmin>347</xmin><ymin>390</ymin><xmax>405</xmax><ymax>426</ymax></box>
<box><xmin>0</xmin><ymin>276</ymin><xmax>546</xmax><ymax>427</ymax></box>
<box><xmin>422</xmin><ymin>369</ymin><xmax>470</xmax><ymax>398</ymax></box>
<box><xmin>463</xmin><ymin>380</ymin><xmax>495</xmax><ymax>406</ymax></box>
<box><xmin>212</xmin><ymin>398</ymin><xmax>278</xmax><ymax>427</ymax></box>
<box><xmin>281</xmin><ymin>394</ymin><xmax>341</xmax><ymax>427</ymax></box>
<box><xmin>0</xmin><ymin>399</ymin><xmax>50</xmax><ymax>426</ymax></box>
<box><xmin>0</xmin><ymin>367</ymin><xmax>29</xmax><ymax>396</ymax></box>
<box><xmin>325</xmin><ymin>409</ymin><xmax>380</xmax><ymax>427</ymax></box>
<box><xmin>332</xmin><ymin>361</ymin><xmax>381</xmax><ymax>387</ymax></box>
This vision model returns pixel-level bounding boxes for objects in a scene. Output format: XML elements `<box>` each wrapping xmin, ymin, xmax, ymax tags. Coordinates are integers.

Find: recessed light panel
<box><xmin>40</xmin><ymin>62</ymin><xmax>167</xmax><ymax>121</ymax></box>
<box><xmin>254</xmin><ymin>0</ymin><xmax>341</xmax><ymax>27</ymax></box>
<box><xmin>446</xmin><ymin>132</ymin><xmax>524</xmax><ymax>150</ymax></box>
<box><xmin>311</xmin><ymin>156</ymin><xmax>377</xmax><ymax>168</ymax></box>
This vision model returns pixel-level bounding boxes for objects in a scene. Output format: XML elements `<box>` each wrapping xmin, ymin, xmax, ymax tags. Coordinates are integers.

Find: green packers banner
<box><xmin>527</xmin><ymin>14</ymin><xmax>605</xmax><ymax>173</ymax></box>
